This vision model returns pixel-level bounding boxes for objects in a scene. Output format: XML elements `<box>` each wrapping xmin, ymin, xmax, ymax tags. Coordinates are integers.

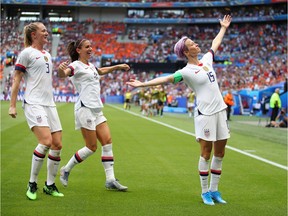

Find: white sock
<box><xmin>209</xmin><ymin>156</ymin><xmax>223</xmax><ymax>192</ymax></box>
<box><xmin>64</xmin><ymin>146</ymin><xmax>94</xmax><ymax>172</ymax></box>
<box><xmin>47</xmin><ymin>149</ymin><xmax>61</xmax><ymax>185</ymax></box>
<box><xmin>198</xmin><ymin>156</ymin><xmax>209</xmax><ymax>194</ymax></box>
<box><xmin>29</xmin><ymin>144</ymin><xmax>49</xmax><ymax>183</ymax></box>
<box><xmin>102</xmin><ymin>144</ymin><xmax>115</xmax><ymax>182</ymax></box>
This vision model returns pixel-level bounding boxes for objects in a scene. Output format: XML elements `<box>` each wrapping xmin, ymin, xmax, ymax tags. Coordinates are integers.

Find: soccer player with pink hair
<box><xmin>127</xmin><ymin>15</ymin><xmax>232</xmax><ymax>205</ymax></box>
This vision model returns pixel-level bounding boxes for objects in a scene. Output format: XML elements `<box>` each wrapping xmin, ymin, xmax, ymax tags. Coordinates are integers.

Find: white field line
<box><xmin>108</xmin><ymin>104</ymin><xmax>288</xmax><ymax>171</ymax></box>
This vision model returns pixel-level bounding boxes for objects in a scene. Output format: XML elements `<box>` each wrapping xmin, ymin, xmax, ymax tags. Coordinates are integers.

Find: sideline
<box><xmin>108</xmin><ymin>104</ymin><xmax>288</xmax><ymax>171</ymax></box>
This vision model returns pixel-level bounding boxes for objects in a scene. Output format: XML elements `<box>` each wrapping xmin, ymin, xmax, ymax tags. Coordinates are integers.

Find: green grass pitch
<box><xmin>1</xmin><ymin>101</ymin><xmax>287</xmax><ymax>216</ymax></box>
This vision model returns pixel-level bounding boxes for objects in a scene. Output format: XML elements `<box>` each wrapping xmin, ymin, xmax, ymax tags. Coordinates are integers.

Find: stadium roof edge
<box><xmin>1</xmin><ymin>0</ymin><xmax>286</xmax><ymax>8</ymax></box>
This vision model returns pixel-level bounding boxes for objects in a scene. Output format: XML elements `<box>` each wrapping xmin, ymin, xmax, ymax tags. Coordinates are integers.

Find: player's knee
<box><xmin>201</xmin><ymin>153</ymin><xmax>211</xmax><ymax>161</ymax></box>
<box><xmin>39</xmin><ymin>136</ymin><xmax>52</xmax><ymax>148</ymax></box>
<box><xmin>51</xmin><ymin>141</ymin><xmax>62</xmax><ymax>150</ymax></box>
<box><xmin>214</xmin><ymin>152</ymin><xmax>225</xmax><ymax>158</ymax></box>
<box><xmin>103</xmin><ymin>137</ymin><xmax>112</xmax><ymax>145</ymax></box>
<box><xmin>88</xmin><ymin>144</ymin><xmax>97</xmax><ymax>152</ymax></box>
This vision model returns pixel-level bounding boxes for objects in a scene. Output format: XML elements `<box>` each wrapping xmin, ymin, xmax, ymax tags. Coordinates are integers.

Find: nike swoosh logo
<box><xmin>85</xmin><ymin>67</ymin><xmax>89</xmax><ymax>69</ymax></box>
<box><xmin>36</xmin><ymin>57</ymin><xmax>41</xmax><ymax>59</ymax></box>
<box><xmin>195</xmin><ymin>70</ymin><xmax>200</xmax><ymax>74</ymax></box>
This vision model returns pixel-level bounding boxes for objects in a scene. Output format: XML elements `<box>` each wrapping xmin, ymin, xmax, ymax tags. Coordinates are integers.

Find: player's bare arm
<box><xmin>211</xmin><ymin>15</ymin><xmax>232</xmax><ymax>53</ymax></box>
<box><xmin>127</xmin><ymin>75</ymin><xmax>174</xmax><ymax>88</ymax></box>
<box><xmin>98</xmin><ymin>63</ymin><xmax>130</xmax><ymax>75</ymax></box>
<box><xmin>9</xmin><ymin>70</ymin><xmax>24</xmax><ymax>118</ymax></box>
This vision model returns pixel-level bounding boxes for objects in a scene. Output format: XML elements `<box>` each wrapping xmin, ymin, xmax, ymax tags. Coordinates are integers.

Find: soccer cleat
<box><xmin>43</xmin><ymin>182</ymin><xmax>64</xmax><ymax>197</ymax></box>
<box><xmin>210</xmin><ymin>191</ymin><xmax>227</xmax><ymax>204</ymax></box>
<box><xmin>105</xmin><ymin>179</ymin><xmax>128</xmax><ymax>191</ymax></box>
<box><xmin>26</xmin><ymin>182</ymin><xmax>38</xmax><ymax>200</ymax></box>
<box><xmin>201</xmin><ymin>191</ymin><xmax>215</xmax><ymax>205</ymax></box>
<box><xmin>60</xmin><ymin>166</ymin><xmax>70</xmax><ymax>187</ymax></box>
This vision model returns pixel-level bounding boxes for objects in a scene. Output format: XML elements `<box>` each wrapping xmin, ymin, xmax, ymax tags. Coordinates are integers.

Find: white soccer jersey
<box><xmin>15</xmin><ymin>47</ymin><xmax>55</xmax><ymax>106</ymax></box>
<box><xmin>68</xmin><ymin>60</ymin><xmax>103</xmax><ymax>110</ymax></box>
<box><xmin>174</xmin><ymin>50</ymin><xmax>227</xmax><ymax>115</ymax></box>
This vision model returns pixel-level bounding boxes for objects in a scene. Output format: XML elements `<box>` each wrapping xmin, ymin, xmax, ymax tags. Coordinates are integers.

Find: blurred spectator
<box><xmin>267</xmin><ymin>88</ymin><xmax>281</xmax><ymax>126</ymax></box>
<box><xmin>284</xmin><ymin>77</ymin><xmax>287</xmax><ymax>92</ymax></box>
<box><xmin>186</xmin><ymin>90</ymin><xmax>195</xmax><ymax>118</ymax></box>
<box><xmin>270</xmin><ymin>108</ymin><xmax>287</xmax><ymax>128</ymax></box>
<box><xmin>224</xmin><ymin>89</ymin><xmax>234</xmax><ymax>121</ymax></box>
<box><xmin>124</xmin><ymin>89</ymin><xmax>132</xmax><ymax>110</ymax></box>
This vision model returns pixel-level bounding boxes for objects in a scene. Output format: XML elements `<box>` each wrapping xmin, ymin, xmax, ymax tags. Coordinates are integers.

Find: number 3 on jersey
<box><xmin>207</xmin><ymin>71</ymin><xmax>215</xmax><ymax>83</ymax></box>
<box><xmin>46</xmin><ymin>63</ymin><xmax>50</xmax><ymax>73</ymax></box>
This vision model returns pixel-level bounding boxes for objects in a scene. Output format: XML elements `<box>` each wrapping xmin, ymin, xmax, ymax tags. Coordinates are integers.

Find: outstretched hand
<box><xmin>58</xmin><ymin>60</ymin><xmax>70</xmax><ymax>78</ymax></box>
<box><xmin>126</xmin><ymin>79</ymin><xmax>144</xmax><ymax>88</ymax></box>
<box><xmin>118</xmin><ymin>64</ymin><xmax>130</xmax><ymax>71</ymax></box>
<box><xmin>59</xmin><ymin>60</ymin><xmax>69</xmax><ymax>71</ymax></box>
<box><xmin>220</xmin><ymin>15</ymin><xmax>232</xmax><ymax>28</ymax></box>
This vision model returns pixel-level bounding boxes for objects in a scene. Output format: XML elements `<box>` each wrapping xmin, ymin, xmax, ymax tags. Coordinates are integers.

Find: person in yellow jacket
<box><xmin>269</xmin><ymin>88</ymin><xmax>281</xmax><ymax>123</ymax></box>
<box><xmin>224</xmin><ymin>90</ymin><xmax>234</xmax><ymax>121</ymax></box>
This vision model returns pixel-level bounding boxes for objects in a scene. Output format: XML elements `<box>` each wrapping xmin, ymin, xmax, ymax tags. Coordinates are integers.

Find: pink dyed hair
<box><xmin>174</xmin><ymin>36</ymin><xmax>188</xmax><ymax>59</ymax></box>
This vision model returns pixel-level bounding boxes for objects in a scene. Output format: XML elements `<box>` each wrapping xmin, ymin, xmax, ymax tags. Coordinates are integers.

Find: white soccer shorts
<box><xmin>23</xmin><ymin>103</ymin><xmax>62</xmax><ymax>132</ymax></box>
<box><xmin>194</xmin><ymin>108</ymin><xmax>230</xmax><ymax>142</ymax></box>
<box><xmin>75</xmin><ymin>107</ymin><xmax>107</xmax><ymax>130</ymax></box>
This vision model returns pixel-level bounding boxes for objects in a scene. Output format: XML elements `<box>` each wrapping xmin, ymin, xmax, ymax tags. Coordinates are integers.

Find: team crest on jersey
<box><xmin>44</xmin><ymin>56</ymin><xmax>48</xmax><ymax>62</ymax></box>
<box><xmin>203</xmin><ymin>66</ymin><xmax>209</xmax><ymax>71</ymax></box>
<box><xmin>204</xmin><ymin>129</ymin><xmax>210</xmax><ymax>137</ymax></box>
<box><xmin>36</xmin><ymin>115</ymin><xmax>42</xmax><ymax>123</ymax></box>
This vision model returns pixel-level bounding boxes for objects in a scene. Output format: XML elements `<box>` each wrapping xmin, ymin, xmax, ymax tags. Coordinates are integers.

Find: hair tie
<box><xmin>77</xmin><ymin>39</ymin><xmax>85</xmax><ymax>48</ymax></box>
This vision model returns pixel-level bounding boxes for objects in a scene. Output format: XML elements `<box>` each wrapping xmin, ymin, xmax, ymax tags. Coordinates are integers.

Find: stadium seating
<box><xmin>0</xmin><ymin>2</ymin><xmax>287</xmax><ymax>114</ymax></box>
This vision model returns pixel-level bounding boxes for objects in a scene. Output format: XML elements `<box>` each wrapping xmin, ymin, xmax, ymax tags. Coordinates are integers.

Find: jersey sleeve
<box><xmin>15</xmin><ymin>49</ymin><xmax>29</xmax><ymax>73</ymax></box>
<box><xmin>68</xmin><ymin>62</ymin><xmax>77</xmax><ymax>76</ymax></box>
<box><xmin>173</xmin><ymin>71</ymin><xmax>183</xmax><ymax>84</ymax></box>
<box><xmin>201</xmin><ymin>49</ymin><xmax>214</xmax><ymax>65</ymax></box>
<box><xmin>209</xmin><ymin>49</ymin><xmax>215</xmax><ymax>61</ymax></box>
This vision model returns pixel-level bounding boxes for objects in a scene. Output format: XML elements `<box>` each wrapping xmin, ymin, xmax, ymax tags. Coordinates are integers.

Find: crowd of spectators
<box><xmin>1</xmin><ymin>4</ymin><xmax>287</xmax><ymax>100</ymax></box>
<box><xmin>128</xmin><ymin>4</ymin><xmax>286</xmax><ymax>19</ymax></box>
<box><xmin>89</xmin><ymin>0</ymin><xmax>227</xmax><ymax>2</ymax></box>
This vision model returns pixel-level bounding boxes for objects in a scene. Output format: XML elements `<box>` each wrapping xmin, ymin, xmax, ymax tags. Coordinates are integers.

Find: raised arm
<box><xmin>9</xmin><ymin>70</ymin><xmax>24</xmax><ymax>118</ymax></box>
<box><xmin>211</xmin><ymin>15</ymin><xmax>232</xmax><ymax>53</ymax></box>
<box><xmin>126</xmin><ymin>74</ymin><xmax>174</xmax><ymax>88</ymax></box>
<box><xmin>97</xmin><ymin>63</ymin><xmax>130</xmax><ymax>75</ymax></box>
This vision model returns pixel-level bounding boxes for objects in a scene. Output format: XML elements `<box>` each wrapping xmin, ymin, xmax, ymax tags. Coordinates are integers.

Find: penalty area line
<box><xmin>108</xmin><ymin>104</ymin><xmax>288</xmax><ymax>171</ymax></box>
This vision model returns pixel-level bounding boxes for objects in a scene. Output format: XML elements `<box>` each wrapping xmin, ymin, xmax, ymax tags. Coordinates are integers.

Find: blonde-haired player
<box><xmin>9</xmin><ymin>22</ymin><xmax>64</xmax><ymax>200</ymax></box>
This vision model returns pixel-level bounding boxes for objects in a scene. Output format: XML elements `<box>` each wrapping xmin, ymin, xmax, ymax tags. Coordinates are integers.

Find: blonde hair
<box><xmin>23</xmin><ymin>22</ymin><xmax>43</xmax><ymax>48</ymax></box>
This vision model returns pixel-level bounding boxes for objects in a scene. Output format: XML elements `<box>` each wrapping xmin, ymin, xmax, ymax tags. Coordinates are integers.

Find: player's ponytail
<box><xmin>67</xmin><ymin>41</ymin><xmax>79</xmax><ymax>62</ymax></box>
